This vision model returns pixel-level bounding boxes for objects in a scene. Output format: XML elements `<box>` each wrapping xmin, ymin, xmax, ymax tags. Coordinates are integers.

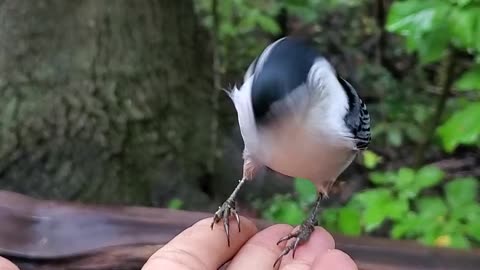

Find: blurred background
<box><xmin>0</xmin><ymin>0</ymin><xmax>478</xmax><ymax>251</ymax></box>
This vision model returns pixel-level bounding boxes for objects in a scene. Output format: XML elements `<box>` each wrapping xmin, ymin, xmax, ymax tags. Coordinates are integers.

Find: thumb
<box><xmin>143</xmin><ymin>217</ymin><xmax>257</xmax><ymax>270</ymax></box>
<box><xmin>0</xmin><ymin>257</ymin><xmax>19</xmax><ymax>270</ymax></box>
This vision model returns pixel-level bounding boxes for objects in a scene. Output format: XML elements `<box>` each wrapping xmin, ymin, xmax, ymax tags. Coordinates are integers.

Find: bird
<box><xmin>210</xmin><ymin>36</ymin><xmax>371</xmax><ymax>267</ymax></box>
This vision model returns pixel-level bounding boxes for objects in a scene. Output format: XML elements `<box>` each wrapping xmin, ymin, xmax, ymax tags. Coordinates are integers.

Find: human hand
<box><xmin>143</xmin><ymin>217</ymin><xmax>358</xmax><ymax>269</ymax></box>
<box><xmin>0</xmin><ymin>256</ymin><xmax>18</xmax><ymax>270</ymax></box>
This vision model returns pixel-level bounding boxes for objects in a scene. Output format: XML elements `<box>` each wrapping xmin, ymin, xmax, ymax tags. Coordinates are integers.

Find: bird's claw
<box><xmin>273</xmin><ymin>220</ymin><xmax>315</xmax><ymax>267</ymax></box>
<box><xmin>210</xmin><ymin>199</ymin><xmax>240</xmax><ymax>247</ymax></box>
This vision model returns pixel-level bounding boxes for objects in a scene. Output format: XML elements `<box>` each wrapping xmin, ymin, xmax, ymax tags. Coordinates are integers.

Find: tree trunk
<box><xmin>0</xmin><ymin>0</ymin><xmax>214</xmax><ymax>206</ymax></box>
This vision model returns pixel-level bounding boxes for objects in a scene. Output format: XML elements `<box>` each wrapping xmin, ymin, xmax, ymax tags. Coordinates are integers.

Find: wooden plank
<box><xmin>0</xmin><ymin>191</ymin><xmax>479</xmax><ymax>270</ymax></box>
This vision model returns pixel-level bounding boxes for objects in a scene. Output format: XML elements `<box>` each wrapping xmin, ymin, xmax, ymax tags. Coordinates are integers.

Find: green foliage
<box><xmin>294</xmin><ymin>178</ymin><xmax>317</xmax><ymax>205</ymax></box>
<box><xmin>437</xmin><ymin>102</ymin><xmax>480</xmax><ymax>152</ymax></box>
<box><xmin>385</xmin><ymin>3</ymin><xmax>480</xmax><ymax>248</ymax></box>
<box><xmin>260</xmin><ymin>178</ymin><xmax>316</xmax><ymax>225</ymax></box>
<box><xmin>354</xmin><ymin>188</ymin><xmax>400</xmax><ymax>231</ymax></box>
<box><xmin>337</xmin><ymin>207</ymin><xmax>362</xmax><ymax>236</ymax></box>
<box><xmin>455</xmin><ymin>66</ymin><xmax>480</xmax><ymax>91</ymax></box>
<box><xmin>387</xmin><ymin>0</ymin><xmax>450</xmax><ymax>64</ymax></box>
<box><xmin>262</xmin><ymin>194</ymin><xmax>307</xmax><ymax>225</ymax></box>
<box><xmin>321</xmin><ymin>167</ymin><xmax>480</xmax><ymax>249</ymax></box>
<box><xmin>197</xmin><ymin>0</ymin><xmax>281</xmax><ymax>36</ymax></box>
<box><xmin>445</xmin><ymin>177</ymin><xmax>478</xmax><ymax>209</ymax></box>
<box><xmin>394</xmin><ymin>177</ymin><xmax>480</xmax><ymax>249</ymax></box>
<box><xmin>387</xmin><ymin>0</ymin><xmax>480</xmax><ymax>64</ymax></box>
<box><xmin>362</xmin><ymin>150</ymin><xmax>383</xmax><ymax>169</ymax></box>
<box><xmin>167</xmin><ymin>198</ymin><xmax>184</xmax><ymax>209</ymax></box>
<box><xmin>387</xmin><ymin>0</ymin><xmax>480</xmax><ymax>153</ymax></box>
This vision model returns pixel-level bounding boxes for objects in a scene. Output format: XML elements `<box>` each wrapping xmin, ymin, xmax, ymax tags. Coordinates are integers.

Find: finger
<box><xmin>279</xmin><ymin>226</ymin><xmax>335</xmax><ymax>270</ymax></box>
<box><xmin>142</xmin><ymin>216</ymin><xmax>257</xmax><ymax>270</ymax></box>
<box><xmin>227</xmin><ymin>224</ymin><xmax>293</xmax><ymax>269</ymax></box>
<box><xmin>312</xmin><ymin>249</ymin><xmax>358</xmax><ymax>270</ymax></box>
<box><xmin>0</xmin><ymin>257</ymin><xmax>19</xmax><ymax>270</ymax></box>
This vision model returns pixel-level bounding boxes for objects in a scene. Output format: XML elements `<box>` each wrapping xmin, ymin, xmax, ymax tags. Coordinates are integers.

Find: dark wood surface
<box><xmin>0</xmin><ymin>191</ymin><xmax>479</xmax><ymax>270</ymax></box>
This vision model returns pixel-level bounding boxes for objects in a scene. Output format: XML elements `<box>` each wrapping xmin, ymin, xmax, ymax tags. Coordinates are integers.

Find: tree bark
<box><xmin>0</xmin><ymin>0</ymin><xmax>214</xmax><ymax>205</ymax></box>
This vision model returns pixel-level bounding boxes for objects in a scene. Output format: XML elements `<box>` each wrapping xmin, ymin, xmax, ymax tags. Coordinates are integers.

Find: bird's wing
<box><xmin>337</xmin><ymin>76</ymin><xmax>371</xmax><ymax>150</ymax></box>
<box><xmin>355</xmin><ymin>99</ymin><xmax>371</xmax><ymax>150</ymax></box>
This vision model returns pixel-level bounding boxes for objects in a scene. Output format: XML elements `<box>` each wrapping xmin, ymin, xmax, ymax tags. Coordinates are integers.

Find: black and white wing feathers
<box><xmin>337</xmin><ymin>76</ymin><xmax>371</xmax><ymax>150</ymax></box>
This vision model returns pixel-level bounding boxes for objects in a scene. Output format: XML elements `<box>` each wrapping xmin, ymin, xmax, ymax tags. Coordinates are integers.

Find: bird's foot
<box><xmin>273</xmin><ymin>218</ymin><xmax>316</xmax><ymax>267</ymax></box>
<box><xmin>210</xmin><ymin>199</ymin><xmax>240</xmax><ymax>247</ymax></box>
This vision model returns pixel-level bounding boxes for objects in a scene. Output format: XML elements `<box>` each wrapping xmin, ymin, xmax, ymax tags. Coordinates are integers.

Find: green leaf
<box><xmin>338</xmin><ymin>207</ymin><xmax>362</xmax><ymax>236</ymax></box>
<box><xmin>450</xmin><ymin>202</ymin><xmax>480</xmax><ymax>221</ymax></box>
<box><xmin>449</xmin><ymin>234</ymin><xmax>471</xmax><ymax>249</ymax></box>
<box><xmin>387</xmin><ymin>0</ymin><xmax>451</xmax><ymax>64</ymax></box>
<box><xmin>391</xmin><ymin>212</ymin><xmax>420</xmax><ymax>239</ymax></box>
<box><xmin>451</xmin><ymin>7</ymin><xmax>479</xmax><ymax>49</ymax></box>
<box><xmin>369</xmin><ymin>172</ymin><xmax>387</xmax><ymax>185</ymax></box>
<box><xmin>355</xmin><ymin>188</ymin><xmax>394</xmax><ymax>231</ymax></box>
<box><xmin>220</xmin><ymin>23</ymin><xmax>237</xmax><ymax>37</ymax></box>
<box><xmin>464</xmin><ymin>204</ymin><xmax>480</xmax><ymax>222</ymax></box>
<box><xmin>415</xmin><ymin>165</ymin><xmax>444</xmax><ymax>191</ymax></box>
<box><xmin>320</xmin><ymin>208</ymin><xmax>339</xmax><ymax>232</ymax></box>
<box><xmin>391</xmin><ymin>223</ymin><xmax>409</xmax><ymax>239</ymax></box>
<box><xmin>268</xmin><ymin>200</ymin><xmax>306</xmax><ymax>225</ymax></box>
<box><xmin>167</xmin><ymin>198</ymin><xmax>183</xmax><ymax>209</ymax></box>
<box><xmin>294</xmin><ymin>178</ymin><xmax>317</xmax><ymax>205</ymax></box>
<box><xmin>455</xmin><ymin>66</ymin><xmax>480</xmax><ymax>91</ymax></box>
<box><xmin>387</xmin><ymin>1</ymin><xmax>437</xmax><ymax>36</ymax></box>
<box><xmin>369</xmin><ymin>171</ymin><xmax>396</xmax><ymax>186</ymax></box>
<box><xmin>354</xmin><ymin>188</ymin><xmax>393</xmax><ymax>206</ymax></box>
<box><xmin>255</xmin><ymin>14</ymin><xmax>280</xmax><ymax>34</ymax></box>
<box><xmin>283</xmin><ymin>0</ymin><xmax>310</xmax><ymax>7</ymax></box>
<box><xmin>363</xmin><ymin>205</ymin><xmax>387</xmax><ymax>232</ymax></box>
<box><xmin>437</xmin><ymin>102</ymin><xmax>480</xmax><ymax>152</ymax></box>
<box><xmin>283</xmin><ymin>4</ymin><xmax>318</xmax><ymax>22</ymax></box>
<box><xmin>465</xmin><ymin>221</ymin><xmax>480</xmax><ymax>242</ymax></box>
<box><xmin>452</xmin><ymin>0</ymin><xmax>474</xmax><ymax>7</ymax></box>
<box><xmin>416</xmin><ymin>196</ymin><xmax>448</xmax><ymax>219</ymax></box>
<box><xmin>395</xmin><ymin>167</ymin><xmax>416</xmax><ymax>197</ymax></box>
<box><xmin>416</xmin><ymin>25</ymin><xmax>449</xmax><ymax>63</ymax></box>
<box><xmin>385</xmin><ymin>198</ymin><xmax>410</xmax><ymax>220</ymax></box>
<box><xmin>362</xmin><ymin>150</ymin><xmax>383</xmax><ymax>169</ymax></box>
<box><xmin>445</xmin><ymin>177</ymin><xmax>479</xmax><ymax>209</ymax></box>
<box><xmin>443</xmin><ymin>218</ymin><xmax>463</xmax><ymax>234</ymax></box>
<box><xmin>417</xmin><ymin>215</ymin><xmax>442</xmax><ymax>236</ymax></box>
<box><xmin>420</xmin><ymin>230</ymin><xmax>443</xmax><ymax>246</ymax></box>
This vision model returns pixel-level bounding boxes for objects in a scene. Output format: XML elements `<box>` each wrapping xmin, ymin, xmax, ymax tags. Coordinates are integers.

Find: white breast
<box><xmin>255</xmin><ymin>114</ymin><xmax>357</xmax><ymax>192</ymax></box>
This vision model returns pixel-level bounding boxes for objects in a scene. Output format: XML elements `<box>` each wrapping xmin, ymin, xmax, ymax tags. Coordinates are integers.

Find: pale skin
<box><xmin>0</xmin><ymin>217</ymin><xmax>359</xmax><ymax>270</ymax></box>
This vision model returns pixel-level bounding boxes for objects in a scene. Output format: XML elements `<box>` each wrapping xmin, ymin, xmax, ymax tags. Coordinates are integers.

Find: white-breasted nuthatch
<box><xmin>211</xmin><ymin>36</ymin><xmax>371</xmax><ymax>266</ymax></box>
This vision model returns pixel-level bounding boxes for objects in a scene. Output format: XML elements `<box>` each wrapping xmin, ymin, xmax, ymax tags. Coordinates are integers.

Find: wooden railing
<box><xmin>0</xmin><ymin>191</ymin><xmax>479</xmax><ymax>270</ymax></box>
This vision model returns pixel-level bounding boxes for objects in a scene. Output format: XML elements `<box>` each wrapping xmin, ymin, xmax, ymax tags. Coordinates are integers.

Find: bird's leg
<box><xmin>210</xmin><ymin>177</ymin><xmax>247</xmax><ymax>247</ymax></box>
<box><xmin>211</xmin><ymin>156</ymin><xmax>259</xmax><ymax>246</ymax></box>
<box><xmin>274</xmin><ymin>192</ymin><xmax>324</xmax><ymax>267</ymax></box>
